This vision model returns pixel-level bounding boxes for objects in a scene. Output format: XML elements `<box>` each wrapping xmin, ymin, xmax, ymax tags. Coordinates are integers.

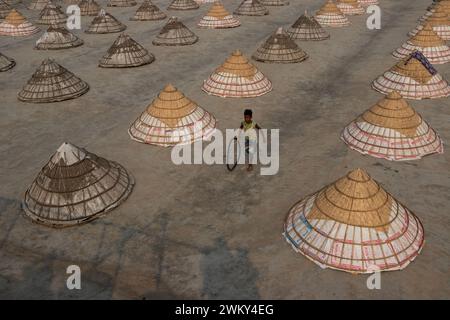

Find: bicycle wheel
<box><xmin>226</xmin><ymin>138</ymin><xmax>241</xmax><ymax>171</ymax></box>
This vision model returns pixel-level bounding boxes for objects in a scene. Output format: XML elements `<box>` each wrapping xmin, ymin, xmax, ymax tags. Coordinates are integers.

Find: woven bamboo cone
<box><xmin>37</xmin><ymin>3</ymin><xmax>67</xmax><ymax>27</ymax></box>
<box><xmin>438</xmin><ymin>0</ymin><xmax>450</xmax><ymax>12</ymax></box>
<box><xmin>202</xmin><ymin>50</ymin><xmax>272</xmax><ymax>98</ymax></box>
<box><xmin>152</xmin><ymin>16</ymin><xmax>198</xmax><ymax>46</ymax></box>
<box><xmin>64</xmin><ymin>0</ymin><xmax>80</xmax><ymax>5</ymax></box>
<box><xmin>99</xmin><ymin>33</ymin><xmax>155</xmax><ymax>68</ymax></box>
<box><xmin>393</xmin><ymin>23</ymin><xmax>450</xmax><ymax>64</ymax></box>
<box><xmin>419</xmin><ymin>0</ymin><xmax>450</xmax><ymax>23</ymax></box>
<box><xmin>260</xmin><ymin>0</ymin><xmax>289</xmax><ymax>6</ymax></box>
<box><xmin>252</xmin><ymin>27</ymin><xmax>308</xmax><ymax>63</ymax></box>
<box><xmin>418</xmin><ymin>6</ymin><xmax>435</xmax><ymax>24</ymax></box>
<box><xmin>167</xmin><ymin>0</ymin><xmax>199</xmax><ymax>10</ymax></box>
<box><xmin>23</xmin><ymin>142</ymin><xmax>135</xmax><ymax>228</ymax></box>
<box><xmin>341</xmin><ymin>91</ymin><xmax>443</xmax><ymax>161</ymax></box>
<box><xmin>63</xmin><ymin>0</ymin><xmax>81</xmax><ymax>6</ymax></box>
<box><xmin>234</xmin><ymin>0</ymin><xmax>268</xmax><ymax>16</ymax></box>
<box><xmin>315</xmin><ymin>0</ymin><xmax>350</xmax><ymax>27</ymax></box>
<box><xmin>336</xmin><ymin>0</ymin><xmax>364</xmax><ymax>15</ymax></box>
<box><xmin>284</xmin><ymin>168</ymin><xmax>425</xmax><ymax>274</ymax></box>
<box><xmin>35</xmin><ymin>24</ymin><xmax>83</xmax><ymax>50</ymax></box>
<box><xmin>79</xmin><ymin>0</ymin><xmax>101</xmax><ymax>16</ymax></box>
<box><xmin>409</xmin><ymin>6</ymin><xmax>450</xmax><ymax>41</ymax></box>
<box><xmin>287</xmin><ymin>10</ymin><xmax>330</xmax><ymax>41</ymax></box>
<box><xmin>85</xmin><ymin>9</ymin><xmax>127</xmax><ymax>34</ymax></box>
<box><xmin>28</xmin><ymin>0</ymin><xmax>50</xmax><ymax>10</ymax></box>
<box><xmin>0</xmin><ymin>51</ymin><xmax>15</xmax><ymax>72</ymax></box>
<box><xmin>131</xmin><ymin>0</ymin><xmax>167</xmax><ymax>21</ymax></box>
<box><xmin>0</xmin><ymin>0</ymin><xmax>11</xmax><ymax>19</ymax></box>
<box><xmin>0</xmin><ymin>9</ymin><xmax>40</xmax><ymax>36</ymax></box>
<box><xmin>372</xmin><ymin>50</ymin><xmax>450</xmax><ymax>100</ymax></box>
<box><xmin>358</xmin><ymin>0</ymin><xmax>378</xmax><ymax>7</ymax></box>
<box><xmin>2</xmin><ymin>0</ymin><xmax>17</xmax><ymax>4</ymax></box>
<box><xmin>18</xmin><ymin>58</ymin><xmax>89</xmax><ymax>103</ymax></box>
<box><xmin>129</xmin><ymin>84</ymin><xmax>217</xmax><ymax>147</ymax></box>
<box><xmin>108</xmin><ymin>0</ymin><xmax>136</xmax><ymax>7</ymax></box>
<box><xmin>198</xmin><ymin>1</ymin><xmax>240</xmax><ymax>29</ymax></box>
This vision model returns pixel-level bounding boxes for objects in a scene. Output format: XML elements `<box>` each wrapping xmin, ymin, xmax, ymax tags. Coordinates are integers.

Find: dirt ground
<box><xmin>0</xmin><ymin>0</ymin><xmax>449</xmax><ymax>299</ymax></box>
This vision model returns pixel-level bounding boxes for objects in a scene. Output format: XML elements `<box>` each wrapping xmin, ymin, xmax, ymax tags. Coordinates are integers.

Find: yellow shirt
<box><xmin>241</xmin><ymin>121</ymin><xmax>258</xmax><ymax>141</ymax></box>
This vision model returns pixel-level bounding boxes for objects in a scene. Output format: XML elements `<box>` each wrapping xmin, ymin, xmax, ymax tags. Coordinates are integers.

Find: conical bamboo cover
<box><xmin>129</xmin><ymin>84</ymin><xmax>217</xmax><ymax>147</ymax></box>
<box><xmin>63</xmin><ymin>0</ymin><xmax>81</xmax><ymax>6</ymax></box>
<box><xmin>202</xmin><ymin>50</ymin><xmax>272</xmax><ymax>98</ymax></box>
<box><xmin>0</xmin><ymin>0</ymin><xmax>11</xmax><ymax>19</ymax></box>
<box><xmin>152</xmin><ymin>16</ymin><xmax>198</xmax><ymax>46</ymax></box>
<box><xmin>393</xmin><ymin>23</ymin><xmax>450</xmax><ymax>64</ymax></box>
<box><xmin>79</xmin><ymin>0</ymin><xmax>101</xmax><ymax>16</ymax></box>
<box><xmin>252</xmin><ymin>27</ymin><xmax>308</xmax><ymax>63</ymax></box>
<box><xmin>372</xmin><ymin>50</ymin><xmax>450</xmax><ymax>100</ymax></box>
<box><xmin>341</xmin><ymin>91</ymin><xmax>443</xmax><ymax>161</ymax></box>
<box><xmin>18</xmin><ymin>58</ymin><xmax>89</xmax><ymax>103</ymax></box>
<box><xmin>0</xmin><ymin>51</ymin><xmax>15</xmax><ymax>72</ymax></box>
<box><xmin>99</xmin><ymin>33</ymin><xmax>155</xmax><ymax>68</ymax></box>
<box><xmin>35</xmin><ymin>24</ymin><xmax>84</xmax><ymax>50</ymax></box>
<box><xmin>64</xmin><ymin>0</ymin><xmax>81</xmax><ymax>5</ymax></box>
<box><xmin>419</xmin><ymin>8</ymin><xmax>435</xmax><ymax>24</ymax></box>
<box><xmin>315</xmin><ymin>0</ymin><xmax>350</xmax><ymax>27</ymax></box>
<box><xmin>358</xmin><ymin>0</ymin><xmax>378</xmax><ymax>6</ymax></box>
<box><xmin>108</xmin><ymin>0</ymin><xmax>136</xmax><ymax>7</ymax></box>
<box><xmin>23</xmin><ymin>142</ymin><xmax>134</xmax><ymax>228</ymax></box>
<box><xmin>167</xmin><ymin>0</ymin><xmax>199</xmax><ymax>10</ymax></box>
<box><xmin>85</xmin><ymin>9</ymin><xmax>126</xmax><ymax>34</ymax></box>
<box><xmin>0</xmin><ymin>9</ymin><xmax>41</xmax><ymax>36</ymax></box>
<box><xmin>260</xmin><ymin>0</ymin><xmax>289</xmax><ymax>6</ymax></box>
<box><xmin>198</xmin><ymin>1</ymin><xmax>240</xmax><ymax>29</ymax></box>
<box><xmin>336</xmin><ymin>0</ymin><xmax>364</xmax><ymax>15</ymax></box>
<box><xmin>234</xmin><ymin>0</ymin><xmax>268</xmax><ymax>16</ymax></box>
<box><xmin>284</xmin><ymin>168</ymin><xmax>424</xmax><ymax>273</ymax></box>
<box><xmin>131</xmin><ymin>0</ymin><xmax>167</xmax><ymax>21</ymax></box>
<box><xmin>427</xmin><ymin>2</ymin><xmax>440</xmax><ymax>13</ymax></box>
<box><xmin>37</xmin><ymin>3</ymin><xmax>67</xmax><ymax>27</ymax></box>
<box><xmin>409</xmin><ymin>7</ymin><xmax>450</xmax><ymax>41</ymax></box>
<box><xmin>28</xmin><ymin>0</ymin><xmax>50</xmax><ymax>10</ymax></box>
<box><xmin>287</xmin><ymin>11</ymin><xmax>330</xmax><ymax>41</ymax></box>
<box><xmin>439</xmin><ymin>0</ymin><xmax>450</xmax><ymax>13</ymax></box>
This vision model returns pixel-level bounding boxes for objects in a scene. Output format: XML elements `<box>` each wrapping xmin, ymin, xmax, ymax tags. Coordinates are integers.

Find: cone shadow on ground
<box><xmin>200</xmin><ymin>238</ymin><xmax>260</xmax><ymax>299</ymax></box>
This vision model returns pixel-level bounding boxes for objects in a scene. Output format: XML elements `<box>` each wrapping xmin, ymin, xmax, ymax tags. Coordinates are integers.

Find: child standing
<box><xmin>239</xmin><ymin>109</ymin><xmax>261</xmax><ymax>172</ymax></box>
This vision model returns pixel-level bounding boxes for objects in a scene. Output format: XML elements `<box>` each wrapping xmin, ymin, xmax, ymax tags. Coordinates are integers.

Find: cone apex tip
<box><xmin>347</xmin><ymin>168</ymin><xmax>371</xmax><ymax>181</ymax></box>
<box><xmin>164</xmin><ymin>83</ymin><xmax>176</xmax><ymax>91</ymax></box>
<box><xmin>386</xmin><ymin>91</ymin><xmax>402</xmax><ymax>99</ymax></box>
